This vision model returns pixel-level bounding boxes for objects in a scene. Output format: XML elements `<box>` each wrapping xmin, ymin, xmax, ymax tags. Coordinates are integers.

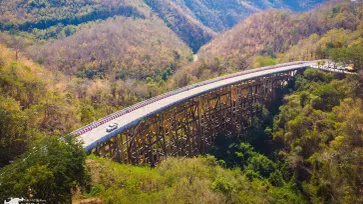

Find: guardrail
<box><xmin>71</xmin><ymin>61</ymin><xmax>309</xmax><ymax>136</ymax></box>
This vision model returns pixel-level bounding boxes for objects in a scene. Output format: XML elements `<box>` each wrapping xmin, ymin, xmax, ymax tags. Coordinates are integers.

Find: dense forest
<box><xmin>70</xmin><ymin>67</ymin><xmax>360</xmax><ymax>203</ymax></box>
<box><xmin>0</xmin><ymin>0</ymin><xmax>363</xmax><ymax>203</ymax></box>
<box><xmin>4</xmin><ymin>68</ymin><xmax>361</xmax><ymax>203</ymax></box>
<box><xmin>0</xmin><ymin>44</ymin><xmax>175</xmax><ymax>167</ymax></box>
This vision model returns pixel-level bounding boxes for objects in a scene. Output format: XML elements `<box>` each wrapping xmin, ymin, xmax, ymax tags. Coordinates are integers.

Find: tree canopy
<box><xmin>0</xmin><ymin>135</ymin><xmax>89</xmax><ymax>203</ymax></box>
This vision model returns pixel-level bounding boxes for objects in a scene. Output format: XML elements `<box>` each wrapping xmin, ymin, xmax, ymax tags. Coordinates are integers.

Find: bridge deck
<box><xmin>79</xmin><ymin>62</ymin><xmax>319</xmax><ymax>152</ymax></box>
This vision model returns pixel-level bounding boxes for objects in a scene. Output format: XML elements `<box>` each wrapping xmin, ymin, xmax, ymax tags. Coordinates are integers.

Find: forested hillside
<box><xmin>0</xmin><ymin>0</ymin><xmax>330</xmax><ymax>83</ymax></box>
<box><xmin>0</xmin><ymin>0</ymin><xmax>327</xmax><ymax>53</ymax></box>
<box><xmin>25</xmin><ymin>16</ymin><xmax>192</xmax><ymax>79</ymax></box>
<box><xmin>272</xmin><ymin>69</ymin><xmax>363</xmax><ymax>203</ymax></box>
<box><xmin>144</xmin><ymin>0</ymin><xmax>217</xmax><ymax>52</ymax></box>
<box><xmin>146</xmin><ymin>0</ymin><xmax>327</xmax><ymax>33</ymax></box>
<box><xmin>1</xmin><ymin>0</ymin><xmax>363</xmax><ymax>203</ymax></box>
<box><xmin>0</xmin><ymin>43</ymin><xmax>178</xmax><ymax>166</ymax></box>
<box><xmin>171</xmin><ymin>1</ymin><xmax>363</xmax><ymax>86</ymax></box>
<box><xmin>0</xmin><ymin>44</ymin><xmax>80</xmax><ymax>166</ymax></box>
<box><xmin>0</xmin><ymin>0</ymin><xmax>146</xmax><ymax>31</ymax></box>
<box><xmin>199</xmin><ymin>0</ymin><xmax>358</xmax><ymax>63</ymax></box>
<box><xmin>144</xmin><ymin>0</ymin><xmax>326</xmax><ymax>51</ymax></box>
<box><xmin>71</xmin><ymin>69</ymin><xmax>362</xmax><ymax>203</ymax></box>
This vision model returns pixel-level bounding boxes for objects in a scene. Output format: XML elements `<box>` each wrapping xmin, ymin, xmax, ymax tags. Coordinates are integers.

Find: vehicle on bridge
<box><xmin>106</xmin><ymin>123</ymin><xmax>118</xmax><ymax>132</ymax></box>
<box><xmin>72</xmin><ymin>61</ymin><xmax>353</xmax><ymax>166</ymax></box>
<box><xmin>345</xmin><ymin>64</ymin><xmax>356</xmax><ymax>72</ymax></box>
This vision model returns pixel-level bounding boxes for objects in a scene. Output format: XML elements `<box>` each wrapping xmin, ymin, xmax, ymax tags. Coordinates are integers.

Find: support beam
<box><xmin>91</xmin><ymin>70</ymin><xmax>299</xmax><ymax>165</ymax></box>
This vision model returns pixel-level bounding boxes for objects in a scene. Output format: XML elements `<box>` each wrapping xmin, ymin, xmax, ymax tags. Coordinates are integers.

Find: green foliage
<box><xmin>212</xmin><ymin>176</ymin><xmax>234</xmax><ymax>194</ymax></box>
<box><xmin>327</xmin><ymin>46</ymin><xmax>363</xmax><ymax>70</ymax></box>
<box><xmin>312</xmin><ymin>84</ymin><xmax>340</xmax><ymax>111</ymax></box>
<box><xmin>0</xmin><ymin>0</ymin><xmax>145</xmax><ymax>32</ymax></box>
<box><xmin>253</xmin><ymin>56</ymin><xmax>277</xmax><ymax>68</ymax></box>
<box><xmin>0</xmin><ymin>95</ymin><xmax>31</xmax><ymax>166</ymax></box>
<box><xmin>303</xmin><ymin>68</ymin><xmax>331</xmax><ymax>83</ymax></box>
<box><xmin>0</xmin><ymin>135</ymin><xmax>89</xmax><ymax>203</ymax></box>
<box><xmin>0</xmin><ymin>2</ymin><xmax>362</xmax><ymax>203</ymax></box>
<box><xmin>0</xmin><ymin>45</ymin><xmax>84</xmax><ymax>164</ymax></box>
<box><xmin>273</xmin><ymin>69</ymin><xmax>363</xmax><ymax>203</ymax></box>
<box><xmin>144</xmin><ymin>0</ymin><xmax>216</xmax><ymax>52</ymax></box>
<box><xmin>245</xmin><ymin>153</ymin><xmax>276</xmax><ymax>178</ymax></box>
<box><xmin>80</xmin><ymin>155</ymin><xmax>304</xmax><ymax>203</ymax></box>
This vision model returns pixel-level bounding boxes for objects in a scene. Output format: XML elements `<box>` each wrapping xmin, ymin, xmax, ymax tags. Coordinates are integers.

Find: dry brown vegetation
<box><xmin>168</xmin><ymin>1</ymin><xmax>363</xmax><ymax>85</ymax></box>
<box><xmin>198</xmin><ymin>1</ymin><xmax>359</xmax><ymax>65</ymax></box>
<box><xmin>25</xmin><ymin>16</ymin><xmax>193</xmax><ymax>79</ymax></box>
<box><xmin>144</xmin><ymin>0</ymin><xmax>217</xmax><ymax>52</ymax></box>
<box><xmin>0</xmin><ymin>43</ymin><xmax>173</xmax><ymax>165</ymax></box>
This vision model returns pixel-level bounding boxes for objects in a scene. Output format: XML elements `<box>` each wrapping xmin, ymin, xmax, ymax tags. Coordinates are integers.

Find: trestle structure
<box><xmin>91</xmin><ymin>70</ymin><xmax>302</xmax><ymax>166</ymax></box>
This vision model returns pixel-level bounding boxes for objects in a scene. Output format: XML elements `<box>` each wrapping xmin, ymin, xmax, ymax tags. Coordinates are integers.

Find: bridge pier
<box><xmin>91</xmin><ymin>70</ymin><xmax>302</xmax><ymax>166</ymax></box>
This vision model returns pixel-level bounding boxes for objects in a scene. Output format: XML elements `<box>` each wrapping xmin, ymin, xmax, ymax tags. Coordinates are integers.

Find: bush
<box><xmin>0</xmin><ymin>135</ymin><xmax>89</xmax><ymax>203</ymax></box>
<box><xmin>312</xmin><ymin>84</ymin><xmax>340</xmax><ymax>111</ymax></box>
<box><xmin>303</xmin><ymin>69</ymin><xmax>330</xmax><ymax>83</ymax></box>
<box><xmin>212</xmin><ymin>176</ymin><xmax>234</xmax><ymax>194</ymax></box>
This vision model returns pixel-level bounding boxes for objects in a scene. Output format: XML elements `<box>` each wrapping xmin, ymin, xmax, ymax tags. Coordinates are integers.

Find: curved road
<box><xmin>75</xmin><ymin>61</ymin><xmax>349</xmax><ymax>153</ymax></box>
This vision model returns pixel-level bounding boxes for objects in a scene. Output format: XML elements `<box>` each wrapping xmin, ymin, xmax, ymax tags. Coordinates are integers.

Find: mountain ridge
<box><xmin>0</xmin><ymin>0</ymin><xmax>328</xmax><ymax>52</ymax></box>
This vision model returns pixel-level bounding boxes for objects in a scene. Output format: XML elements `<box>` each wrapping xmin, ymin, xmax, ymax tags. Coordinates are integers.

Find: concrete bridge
<box><xmin>72</xmin><ymin>61</ymin><xmax>346</xmax><ymax>166</ymax></box>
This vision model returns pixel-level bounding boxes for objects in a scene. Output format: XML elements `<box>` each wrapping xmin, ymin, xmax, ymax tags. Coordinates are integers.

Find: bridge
<box><xmin>72</xmin><ymin>61</ymin><xmax>347</xmax><ymax>166</ymax></box>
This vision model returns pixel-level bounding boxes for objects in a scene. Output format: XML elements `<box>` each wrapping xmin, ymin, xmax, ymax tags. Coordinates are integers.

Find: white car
<box><xmin>106</xmin><ymin>123</ymin><xmax>118</xmax><ymax>132</ymax></box>
<box><xmin>4</xmin><ymin>198</ymin><xmax>24</xmax><ymax>204</ymax></box>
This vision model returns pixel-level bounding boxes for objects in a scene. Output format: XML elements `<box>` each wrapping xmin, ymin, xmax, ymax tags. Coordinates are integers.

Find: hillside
<box><xmin>169</xmin><ymin>0</ymin><xmax>363</xmax><ymax>85</ymax></box>
<box><xmin>0</xmin><ymin>44</ymin><xmax>80</xmax><ymax>166</ymax></box>
<box><xmin>0</xmin><ymin>0</ymin><xmax>327</xmax><ymax>53</ymax></box>
<box><xmin>144</xmin><ymin>0</ymin><xmax>327</xmax><ymax>51</ymax></box>
<box><xmin>0</xmin><ymin>0</ymin><xmax>147</xmax><ymax>32</ymax></box>
<box><xmin>144</xmin><ymin>0</ymin><xmax>217</xmax><ymax>52</ymax></box>
<box><xmin>24</xmin><ymin>16</ymin><xmax>193</xmax><ymax>79</ymax></box>
<box><xmin>0</xmin><ymin>0</ymin><xmax>363</xmax><ymax>203</ymax></box>
<box><xmin>72</xmin><ymin>155</ymin><xmax>305</xmax><ymax>203</ymax></box>
<box><xmin>0</xmin><ymin>0</ymin><xmax>194</xmax><ymax>81</ymax></box>
<box><xmin>78</xmin><ymin>69</ymin><xmax>363</xmax><ymax>203</ymax></box>
<box><xmin>166</xmin><ymin>0</ymin><xmax>326</xmax><ymax>32</ymax></box>
<box><xmin>0</xmin><ymin>42</ymin><xmax>178</xmax><ymax>166</ymax></box>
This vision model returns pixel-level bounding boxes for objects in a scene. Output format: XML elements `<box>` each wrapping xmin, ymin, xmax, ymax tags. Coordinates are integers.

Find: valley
<box><xmin>0</xmin><ymin>0</ymin><xmax>362</xmax><ymax>203</ymax></box>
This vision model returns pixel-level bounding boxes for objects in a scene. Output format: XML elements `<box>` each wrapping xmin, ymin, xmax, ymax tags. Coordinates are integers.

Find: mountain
<box><xmin>144</xmin><ymin>0</ymin><xmax>217</xmax><ymax>52</ymax></box>
<box><xmin>0</xmin><ymin>0</ymin><xmax>194</xmax><ymax>80</ymax></box>
<box><xmin>0</xmin><ymin>0</ymin><xmax>327</xmax><ymax>53</ymax></box>
<box><xmin>0</xmin><ymin>0</ymin><xmax>146</xmax><ymax>31</ymax></box>
<box><xmin>174</xmin><ymin>0</ymin><xmax>362</xmax><ymax>83</ymax></box>
<box><xmin>167</xmin><ymin>0</ymin><xmax>327</xmax><ymax>32</ymax></box>
<box><xmin>25</xmin><ymin>16</ymin><xmax>193</xmax><ymax>79</ymax></box>
<box><xmin>1</xmin><ymin>1</ymin><xmax>363</xmax><ymax>203</ymax></box>
<box><xmin>144</xmin><ymin>0</ymin><xmax>327</xmax><ymax>51</ymax></box>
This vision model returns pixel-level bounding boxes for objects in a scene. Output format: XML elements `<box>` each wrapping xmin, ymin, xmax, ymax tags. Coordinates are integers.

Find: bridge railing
<box><xmin>71</xmin><ymin>61</ymin><xmax>308</xmax><ymax>136</ymax></box>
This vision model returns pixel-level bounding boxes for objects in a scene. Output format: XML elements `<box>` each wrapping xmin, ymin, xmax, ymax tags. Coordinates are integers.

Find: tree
<box><xmin>349</xmin><ymin>46</ymin><xmax>363</xmax><ymax>70</ymax></box>
<box><xmin>327</xmin><ymin>47</ymin><xmax>363</xmax><ymax>70</ymax></box>
<box><xmin>312</xmin><ymin>84</ymin><xmax>340</xmax><ymax>111</ymax></box>
<box><xmin>0</xmin><ymin>96</ymin><xmax>30</xmax><ymax>167</ymax></box>
<box><xmin>0</xmin><ymin>135</ymin><xmax>89</xmax><ymax>203</ymax></box>
<box><xmin>252</xmin><ymin>56</ymin><xmax>277</xmax><ymax>68</ymax></box>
